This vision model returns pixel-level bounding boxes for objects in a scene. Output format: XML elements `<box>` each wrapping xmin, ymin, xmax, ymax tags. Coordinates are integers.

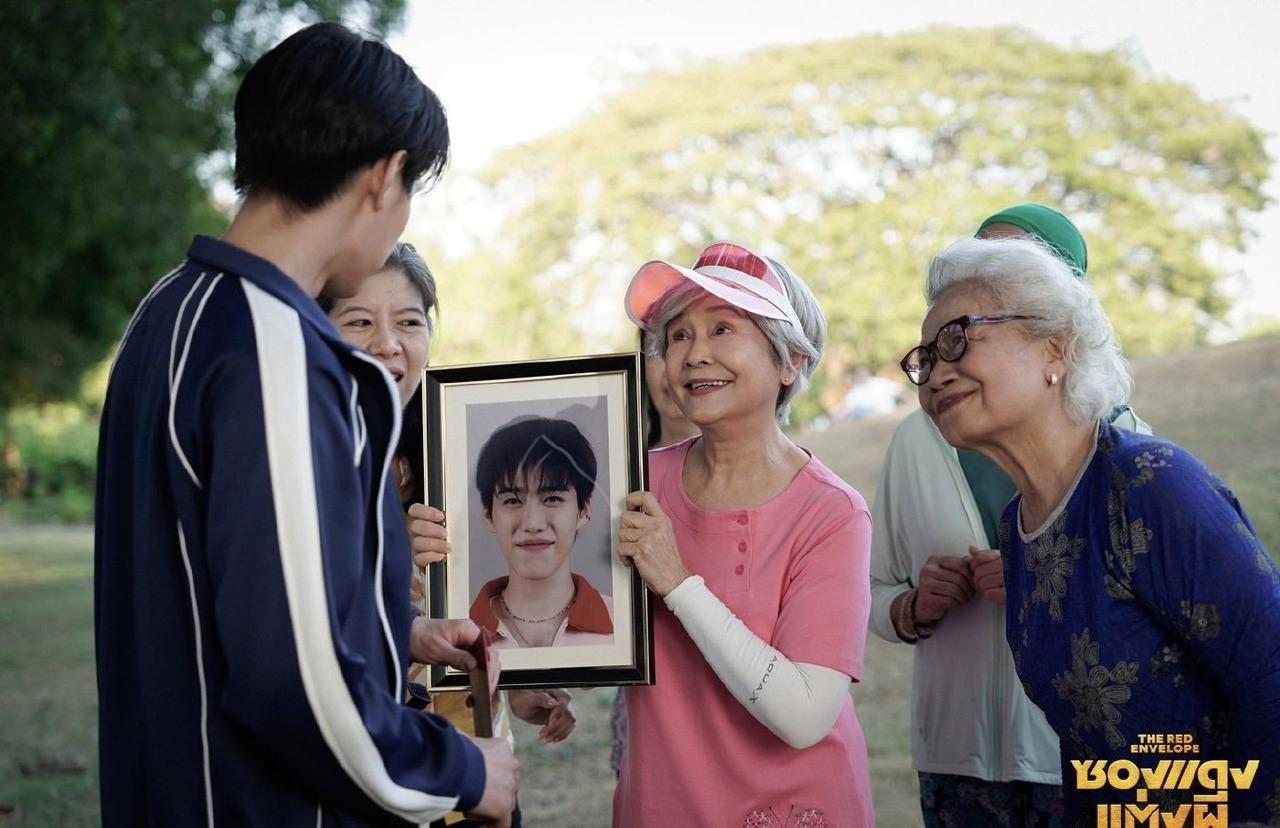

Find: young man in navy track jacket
<box><xmin>94</xmin><ymin>23</ymin><xmax>518</xmax><ymax>826</ymax></box>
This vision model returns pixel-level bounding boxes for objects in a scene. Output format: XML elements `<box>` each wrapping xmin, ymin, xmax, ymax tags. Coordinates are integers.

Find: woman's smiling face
<box><xmin>662</xmin><ymin>294</ymin><xmax>787</xmax><ymax>428</ymax></box>
<box><xmin>328</xmin><ymin>266</ymin><xmax>431</xmax><ymax>404</ymax></box>
<box><xmin>917</xmin><ymin>283</ymin><xmax>1051</xmax><ymax>450</ymax></box>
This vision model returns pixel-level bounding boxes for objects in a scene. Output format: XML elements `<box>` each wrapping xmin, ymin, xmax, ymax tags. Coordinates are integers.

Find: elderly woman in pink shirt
<box><xmin>613</xmin><ymin>242</ymin><xmax>875</xmax><ymax>827</ymax></box>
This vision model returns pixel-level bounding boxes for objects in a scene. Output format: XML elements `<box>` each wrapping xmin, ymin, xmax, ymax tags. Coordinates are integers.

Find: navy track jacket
<box><xmin>94</xmin><ymin>236</ymin><xmax>484</xmax><ymax>826</ymax></box>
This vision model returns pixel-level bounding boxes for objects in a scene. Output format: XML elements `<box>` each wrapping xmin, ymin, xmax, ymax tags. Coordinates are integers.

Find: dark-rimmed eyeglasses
<box><xmin>899</xmin><ymin>314</ymin><xmax>1037</xmax><ymax>386</ymax></box>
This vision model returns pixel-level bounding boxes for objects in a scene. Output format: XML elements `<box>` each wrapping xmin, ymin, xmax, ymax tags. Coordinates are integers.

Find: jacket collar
<box><xmin>470</xmin><ymin>573</ymin><xmax>614</xmax><ymax>635</ymax></box>
<box><xmin>186</xmin><ymin>235</ymin><xmax>347</xmax><ymax>348</ymax></box>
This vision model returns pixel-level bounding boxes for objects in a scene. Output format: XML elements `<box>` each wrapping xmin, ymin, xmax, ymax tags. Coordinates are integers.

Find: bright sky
<box><xmin>390</xmin><ymin>0</ymin><xmax>1280</xmax><ymax>327</ymax></box>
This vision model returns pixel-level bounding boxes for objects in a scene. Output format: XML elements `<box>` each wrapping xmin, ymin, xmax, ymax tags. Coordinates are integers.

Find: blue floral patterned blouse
<box><xmin>1000</xmin><ymin>422</ymin><xmax>1280</xmax><ymax>825</ymax></box>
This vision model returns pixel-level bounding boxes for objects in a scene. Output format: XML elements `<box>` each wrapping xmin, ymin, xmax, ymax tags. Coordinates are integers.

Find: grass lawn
<box><xmin>0</xmin><ymin>527</ymin><xmax>98</xmax><ymax>827</ymax></box>
<box><xmin>1</xmin><ymin>337</ymin><xmax>1276</xmax><ymax>827</ymax></box>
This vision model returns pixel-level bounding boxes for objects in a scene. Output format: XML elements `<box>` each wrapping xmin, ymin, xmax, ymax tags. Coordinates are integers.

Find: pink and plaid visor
<box><xmin>625</xmin><ymin>241</ymin><xmax>803</xmax><ymax>333</ymax></box>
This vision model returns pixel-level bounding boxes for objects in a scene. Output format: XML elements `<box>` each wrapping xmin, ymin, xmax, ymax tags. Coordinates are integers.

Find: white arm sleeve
<box><xmin>868</xmin><ymin>424</ymin><xmax>915</xmax><ymax>643</ymax></box>
<box><xmin>663</xmin><ymin>575</ymin><xmax>851</xmax><ymax>749</ymax></box>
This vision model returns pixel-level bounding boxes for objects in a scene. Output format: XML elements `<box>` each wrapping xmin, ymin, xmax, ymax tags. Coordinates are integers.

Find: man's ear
<box><xmin>369</xmin><ymin>150</ymin><xmax>408</xmax><ymax>211</ymax></box>
<box><xmin>482</xmin><ymin>507</ymin><xmax>496</xmax><ymax>534</ymax></box>
<box><xmin>576</xmin><ymin>501</ymin><xmax>592</xmax><ymax>531</ymax></box>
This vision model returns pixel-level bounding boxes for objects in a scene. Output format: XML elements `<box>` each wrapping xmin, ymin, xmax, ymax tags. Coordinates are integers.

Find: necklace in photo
<box><xmin>498</xmin><ymin>591</ymin><xmax>574</xmax><ymax>624</ymax></box>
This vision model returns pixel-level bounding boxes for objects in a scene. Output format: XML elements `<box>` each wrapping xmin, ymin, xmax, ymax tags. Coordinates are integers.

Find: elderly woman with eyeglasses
<box><xmin>868</xmin><ymin>205</ymin><xmax>1156</xmax><ymax>827</ymax></box>
<box><xmin>611</xmin><ymin>242</ymin><xmax>875</xmax><ymax>826</ymax></box>
<box><xmin>902</xmin><ymin>235</ymin><xmax>1280</xmax><ymax>824</ymax></box>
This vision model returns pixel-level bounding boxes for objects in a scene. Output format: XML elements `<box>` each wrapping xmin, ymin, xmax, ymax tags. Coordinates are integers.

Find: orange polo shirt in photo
<box><xmin>470</xmin><ymin>573</ymin><xmax>614</xmax><ymax>648</ymax></box>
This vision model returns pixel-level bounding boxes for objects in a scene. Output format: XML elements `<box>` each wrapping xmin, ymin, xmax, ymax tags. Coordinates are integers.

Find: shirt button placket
<box><xmin>735</xmin><ymin>513</ymin><xmax>750</xmax><ymax>583</ymax></box>
<box><xmin>727</xmin><ymin>511</ymin><xmax>747</xmax><ymax>588</ymax></box>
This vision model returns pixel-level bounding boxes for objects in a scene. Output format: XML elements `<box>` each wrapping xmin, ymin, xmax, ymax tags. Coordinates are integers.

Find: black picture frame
<box><xmin>418</xmin><ymin>352</ymin><xmax>653</xmax><ymax>690</ymax></box>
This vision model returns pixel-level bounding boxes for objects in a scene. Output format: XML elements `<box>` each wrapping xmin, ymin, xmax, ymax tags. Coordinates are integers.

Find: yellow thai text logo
<box><xmin>1071</xmin><ymin>734</ymin><xmax>1258</xmax><ymax>828</ymax></box>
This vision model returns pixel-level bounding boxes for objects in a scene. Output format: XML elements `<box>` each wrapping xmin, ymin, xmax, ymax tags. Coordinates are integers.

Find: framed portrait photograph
<box><xmin>417</xmin><ymin>352</ymin><xmax>652</xmax><ymax>691</ymax></box>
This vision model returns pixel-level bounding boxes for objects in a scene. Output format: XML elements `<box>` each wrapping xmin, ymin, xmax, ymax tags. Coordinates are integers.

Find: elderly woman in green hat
<box><xmin>867</xmin><ymin>204</ymin><xmax>1149</xmax><ymax>827</ymax></box>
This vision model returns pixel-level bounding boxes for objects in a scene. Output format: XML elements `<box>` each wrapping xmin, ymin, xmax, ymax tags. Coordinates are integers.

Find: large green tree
<box><xmin>0</xmin><ymin>0</ymin><xmax>405</xmax><ymax>409</ymax></box>
<box><xmin>423</xmin><ymin>27</ymin><xmax>1270</xmax><ymax>424</ymax></box>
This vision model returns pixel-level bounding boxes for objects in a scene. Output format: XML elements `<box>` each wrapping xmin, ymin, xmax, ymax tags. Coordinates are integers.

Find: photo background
<box><xmin>464</xmin><ymin>394</ymin><xmax>613</xmax><ymax>602</ymax></box>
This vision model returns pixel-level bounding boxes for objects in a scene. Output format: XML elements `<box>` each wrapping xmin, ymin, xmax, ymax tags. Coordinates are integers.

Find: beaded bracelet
<box><xmin>896</xmin><ymin>589</ymin><xmax>919</xmax><ymax>644</ymax></box>
<box><xmin>908</xmin><ymin>589</ymin><xmax>935</xmax><ymax>640</ymax></box>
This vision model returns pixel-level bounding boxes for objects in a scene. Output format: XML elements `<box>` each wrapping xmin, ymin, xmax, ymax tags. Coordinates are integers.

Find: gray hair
<box><xmin>926</xmin><ymin>237</ymin><xmax>1132</xmax><ymax>425</ymax></box>
<box><xmin>644</xmin><ymin>257</ymin><xmax>826</xmax><ymax>424</ymax></box>
<box><xmin>383</xmin><ymin>242</ymin><xmax>437</xmax><ymax>336</ymax></box>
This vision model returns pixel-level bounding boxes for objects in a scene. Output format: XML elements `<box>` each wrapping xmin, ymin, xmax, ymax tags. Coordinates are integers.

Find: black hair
<box><xmin>392</xmin><ymin>385</ymin><xmax>424</xmax><ymax>508</ymax></box>
<box><xmin>475</xmin><ymin>418</ymin><xmax>597</xmax><ymax>514</ymax></box>
<box><xmin>233</xmin><ymin>22</ymin><xmax>450</xmax><ymax>210</ymax></box>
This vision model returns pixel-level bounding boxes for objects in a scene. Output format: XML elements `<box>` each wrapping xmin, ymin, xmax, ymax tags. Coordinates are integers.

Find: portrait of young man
<box><xmin>468</xmin><ymin>416</ymin><xmax>616</xmax><ymax>650</ymax></box>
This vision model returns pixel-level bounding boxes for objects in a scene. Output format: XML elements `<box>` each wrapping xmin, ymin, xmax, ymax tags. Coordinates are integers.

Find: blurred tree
<box><xmin>0</xmin><ymin>0</ymin><xmax>405</xmax><ymax>410</ymax></box>
<box><xmin>423</xmin><ymin>27</ymin><xmax>1270</xmax><ymax>425</ymax></box>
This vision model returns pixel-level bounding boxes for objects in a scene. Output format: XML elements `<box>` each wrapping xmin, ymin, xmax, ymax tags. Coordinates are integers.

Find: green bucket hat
<box><xmin>975</xmin><ymin>203</ymin><xmax>1088</xmax><ymax>278</ymax></box>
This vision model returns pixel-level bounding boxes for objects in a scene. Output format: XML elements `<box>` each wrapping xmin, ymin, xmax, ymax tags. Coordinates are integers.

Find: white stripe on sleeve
<box><xmin>242</xmin><ymin>280</ymin><xmax>457</xmax><ymax>823</ymax></box>
<box><xmin>168</xmin><ymin>273</ymin><xmax>224</xmax><ymax>489</ymax></box>
<box><xmin>109</xmin><ymin>263</ymin><xmax>184</xmax><ymax>381</ymax></box>
<box><xmin>176</xmin><ymin>519</ymin><xmax>215</xmax><ymax>828</ymax></box>
<box><xmin>350</xmin><ymin>350</ymin><xmax>404</xmax><ymax>703</ymax></box>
